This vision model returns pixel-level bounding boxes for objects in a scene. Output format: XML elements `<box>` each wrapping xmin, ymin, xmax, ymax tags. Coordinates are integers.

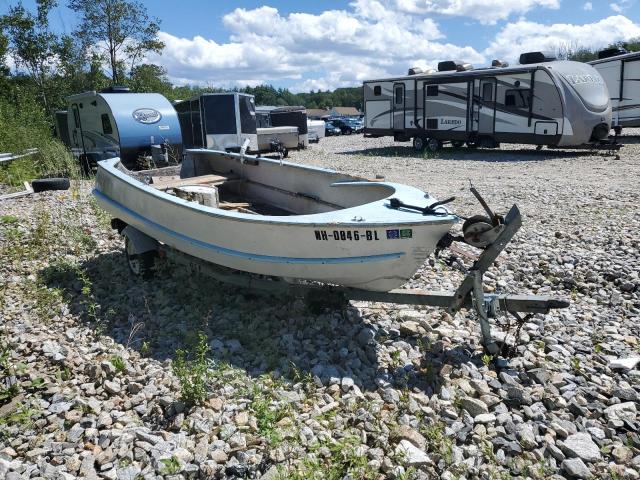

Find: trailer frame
<box><xmin>116</xmin><ymin>204</ymin><xmax>569</xmax><ymax>354</ymax></box>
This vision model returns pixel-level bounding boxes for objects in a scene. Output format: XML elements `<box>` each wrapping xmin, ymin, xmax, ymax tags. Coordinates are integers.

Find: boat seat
<box><xmin>151</xmin><ymin>173</ymin><xmax>240</xmax><ymax>191</ymax></box>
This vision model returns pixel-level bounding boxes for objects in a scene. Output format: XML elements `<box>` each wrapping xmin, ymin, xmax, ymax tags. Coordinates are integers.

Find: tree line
<box><xmin>1</xmin><ymin>0</ymin><xmax>639</xmax><ymax>132</ymax></box>
<box><xmin>0</xmin><ymin>0</ymin><xmax>362</xmax><ymax>123</ymax></box>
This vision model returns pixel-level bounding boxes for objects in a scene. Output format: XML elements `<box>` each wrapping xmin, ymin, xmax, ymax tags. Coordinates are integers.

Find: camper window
<box><xmin>374</xmin><ymin>85</ymin><xmax>381</xmax><ymax>96</ymax></box>
<box><xmin>394</xmin><ymin>86</ymin><xmax>403</xmax><ymax>104</ymax></box>
<box><xmin>482</xmin><ymin>83</ymin><xmax>494</xmax><ymax>102</ymax></box>
<box><xmin>505</xmin><ymin>89</ymin><xmax>530</xmax><ymax>108</ymax></box>
<box><xmin>101</xmin><ymin>114</ymin><xmax>113</xmax><ymax>135</ymax></box>
<box><xmin>426</xmin><ymin>85</ymin><xmax>438</xmax><ymax>96</ymax></box>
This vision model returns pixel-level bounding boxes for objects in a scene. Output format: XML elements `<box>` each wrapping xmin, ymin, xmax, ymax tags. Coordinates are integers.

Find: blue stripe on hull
<box><xmin>94</xmin><ymin>189</ymin><xmax>405</xmax><ymax>265</ymax></box>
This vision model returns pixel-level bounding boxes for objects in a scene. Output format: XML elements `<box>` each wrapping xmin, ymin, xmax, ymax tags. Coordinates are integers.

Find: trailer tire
<box><xmin>426</xmin><ymin>138</ymin><xmax>441</xmax><ymax>153</ymax></box>
<box><xmin>413</xmin><ymin>136</ymin><xmax>426</xmax><ymax>152</ymax></box>
<box><xmin>125</xmin><ymin>236</ymin><xmax>157</xmax><ymax>279</ymax></box>
<box><xmin>451</xmin><ymin>141</ymin><xmax>464</xmax><ymax>148</ymax></box>
<box><xmin>31</xmin><ymin>178</ymin><xmax>70</xmax><ymax>193</ymax></box>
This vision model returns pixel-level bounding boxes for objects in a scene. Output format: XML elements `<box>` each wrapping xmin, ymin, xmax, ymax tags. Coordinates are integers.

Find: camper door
<box><xmin>69</xmin><ymin>103</ymin><xmax>85</xmax><ymax>156</ymax></box>
<box><xmin>393</xmin><ymin>83</ymin><xmax>405</xmax><ymax>130</ymax></box>
<box><xmin>471</xmin><ymin>78</ymin><xmax>497</xmax><ymax>135</ymax></box>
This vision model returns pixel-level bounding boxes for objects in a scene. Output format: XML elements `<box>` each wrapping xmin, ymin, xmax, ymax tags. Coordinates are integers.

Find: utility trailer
<box><xmin>175</xmin><ymin>93</ymin><xmax>258</xmax><ymax>152</ymax></box>
<box><xmin>256</xmin><ymin>106</ymin><xmax>309</xmax><ymax>148</ymax></box>
<box><xmin>364</xmin><ymin>52</ymin><xmax>613</xmax><ymax>152</ymax></box>
<box><xmin>111</xmin><ymin>197</ymin><xmax>569</xmax><ymax>354</ymax></box>
<box><xmin>589</xmin><ymin>48</ymin><xmax>640</xmax><ymax>133</ymax></box>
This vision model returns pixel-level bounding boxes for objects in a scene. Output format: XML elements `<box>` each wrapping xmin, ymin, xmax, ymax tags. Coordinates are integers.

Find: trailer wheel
<box><xmin>413</xmin><ymin>137</ymin><xmax>426</xmax><ymax>152</ymax></box>
<box><xmin>451</xmin><ymin>141</ymin><xmax>464</xmax><ymax>148</ymax></box>
<box><xmin>125</xmin><ymin>236</ymin><xmax>157</xmax><ymax>278</ymax></box>
<box><xmin>426</xmin><ymin>138</ymin><xmax>441</xmax><ymax>153</ymax></box>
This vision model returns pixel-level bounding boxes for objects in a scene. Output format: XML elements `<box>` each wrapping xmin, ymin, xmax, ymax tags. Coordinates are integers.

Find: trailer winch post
<box><xmin>448</xmin><ymin>204</ymin><xmax>522</xmax><ymax>352</ymax></box>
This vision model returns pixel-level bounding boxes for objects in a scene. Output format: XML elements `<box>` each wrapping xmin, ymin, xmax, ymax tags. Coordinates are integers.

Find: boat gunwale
<box><xmin>95</xmin><ymin>157</ymin><xmax>458</xmax><ymax>228</ymax></box>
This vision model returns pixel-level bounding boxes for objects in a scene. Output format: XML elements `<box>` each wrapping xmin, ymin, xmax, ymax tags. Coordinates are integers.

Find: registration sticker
<box><xmin>387</xmin><ymin>228</ymin><xmax>413</xmax><ymax>239</ymax></box>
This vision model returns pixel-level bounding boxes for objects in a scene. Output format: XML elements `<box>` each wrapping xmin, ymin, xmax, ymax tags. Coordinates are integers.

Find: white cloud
<box><xmin>151</xmin><ymin>4</ymin><xmax>485</xmax><ymax>91</ymax></box>
<box><xmin>484</xmin><ymin>15</ymin><xmax>640</xmax><ymax>63</ymax></box>
<box><xmin>610</xmin><ymin>0</ymin><xmax>635</xmax><ymax>13</ymax></box>
<box><xmin>583</xmin><ymin>2</ymin><xmax>593</xmax><ymax>10</ymax></box>
<box><xmin>395</xmin><ymin>0</ymin><xmax>560</xmax><ymax>24</ymax></box>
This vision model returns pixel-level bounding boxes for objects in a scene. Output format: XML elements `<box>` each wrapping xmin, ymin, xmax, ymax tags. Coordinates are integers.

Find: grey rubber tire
<box><xmin>125</xmin><ymin>236</ymin><xmax>157</xmax><ymax>279</ymax></box>
<box><xmin>426</xmin><ymin>138</ymin><xmax>441</xmax><ymax>152</ymax></box>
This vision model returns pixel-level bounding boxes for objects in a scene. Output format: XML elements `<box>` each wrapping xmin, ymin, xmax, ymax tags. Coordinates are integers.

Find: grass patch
<box><xmin>278</xmin><ymin>434</ymin><xmax>378</xmax><ymax>480</ymax></box>
<box><xmin>172</xmin><ymin>331</ymin><xmax>212</xmax><ymax>406</ymax></box>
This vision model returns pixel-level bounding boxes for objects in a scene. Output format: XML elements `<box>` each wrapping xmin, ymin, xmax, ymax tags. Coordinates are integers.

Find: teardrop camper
<box><xmin>63</xmin><ymin>88</ymin><xmax>182</xmax><ymax>170</ymax></box>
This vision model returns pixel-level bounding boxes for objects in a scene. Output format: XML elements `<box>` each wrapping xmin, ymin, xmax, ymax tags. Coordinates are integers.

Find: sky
<box><xmin>2</xmin><ymin>0</ymin><xmax>640</xmax><ymax>92</ymax></box>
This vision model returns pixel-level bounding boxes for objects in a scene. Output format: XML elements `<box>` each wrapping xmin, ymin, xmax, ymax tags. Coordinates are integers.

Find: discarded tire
<box><xmin>31</xmin><ymin>178</ymin><xmax>70</xmax><ymax>193</ymax></box>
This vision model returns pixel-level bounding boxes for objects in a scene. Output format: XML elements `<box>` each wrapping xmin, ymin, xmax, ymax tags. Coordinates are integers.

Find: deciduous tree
<box><xmin>68</xmin><ymin>0</ymin><xmax>164</xmax><ymax>85</ymax></box>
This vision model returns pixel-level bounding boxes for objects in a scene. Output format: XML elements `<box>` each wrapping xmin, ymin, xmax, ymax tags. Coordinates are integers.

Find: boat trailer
<box><xmin>119</xmin><ymin>203</ymin><xmax>569</xmax><ymax>355</ymax></box>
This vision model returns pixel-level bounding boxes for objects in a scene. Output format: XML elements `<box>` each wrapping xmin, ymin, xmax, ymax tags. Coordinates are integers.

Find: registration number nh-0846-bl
<box><xmin>314</xmin><ymin>228</ymin><xmax>413</xmax><ymax>241</ymax></box>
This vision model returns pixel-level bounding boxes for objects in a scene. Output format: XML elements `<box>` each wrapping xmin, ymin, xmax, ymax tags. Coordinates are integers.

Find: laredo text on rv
<box><xmin>363</xmin><ymin>52</ymin><xmax>612</xmax><ymax>152</ymax></box>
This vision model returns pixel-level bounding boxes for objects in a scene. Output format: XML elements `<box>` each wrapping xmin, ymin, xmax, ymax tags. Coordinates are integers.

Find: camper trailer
<box><xmin>589</xmin><ymin>48</ymin><xmax>640</xmax><ymax>133</ymax></box>
<box><xmin>63</xmin><ymin>88</ymin><xmax>182</xmax><ymax>169</ymax></box>
<box><xmin>175</xmin><ymin>93</ymin><xmax>258</xmax><ymax>152</ymax></box>
<box><xmin>363</xmin><ymin>52</ymin><xmax>612</xmax><ymax>151</ymax></box>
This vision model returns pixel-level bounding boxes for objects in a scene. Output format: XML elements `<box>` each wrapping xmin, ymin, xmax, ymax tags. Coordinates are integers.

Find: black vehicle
<box><xmin>331</xmin><ymin>117</ymin><xmax>360</xmax><ymax>135</ymax></box>
<box><xmin>325</xmin><ymin>121</ymin><xmax>342</xmax><ymax>136</ymax></box>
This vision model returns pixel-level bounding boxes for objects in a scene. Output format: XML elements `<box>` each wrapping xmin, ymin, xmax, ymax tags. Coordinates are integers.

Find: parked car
<box><xmin>325</xmin><ymin>121</ymin><xmax>342</xmax><ymax>136</ymax></box>
<box><xmin>331</xmin><ymin>118</ymin><xmax>362</xmax><ymax>135</ymax></box>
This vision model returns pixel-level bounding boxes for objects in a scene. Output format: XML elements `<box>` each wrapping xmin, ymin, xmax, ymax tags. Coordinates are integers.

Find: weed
<box><xmin>172</xmin><ymin>332</ymin><xmax>211</xmax><ymax>406</ymax></box>
<box><xmin>140</xmin><ymin>341</ymin><xmax>151</xmax><ymax>357</ymax></box>
<box><xmin>110</xmin><ymin>356</ymin><xmax>126</xmax><ymax>374</ymax></box>
<box><xmin>570</xmin><ymin>357</ymin><xmax>581</xmax><ymax>373</ymax></box>
<box><xmin>279</xmin><ymin>434</ymin><xmax>376</xmax><ymax>480</ymax></box>
<box><xmin>0</xmin><ymin>339</ymin><xmax>20</xmax><ymax>401</ymax></box>
<box><xmin>481</xmin><ymin>353</ymin><xmax>493</xmax><ymax>367</ymax></box>
<box><xmin>159</xmin><ymin>456</ymin><xmax>181</xmax><ymax>475</ymax></box>
<box><xmin>0</xmin><ymin>215</ymin><xmax>18</xmax><ymax>225</ymax></box>
<box><xmin>249</xmin><ymin>387</ymin><xmax>291</xmax><ymax>446</ymax></box>
<box><xmin>421</xmin><ymin>421</ymin><xmax>453</xmax><ymax>464</ymax></box>
<box><xmin>56</xmin><ymin>366</ymin><xmax>71</xmax><ymax>383</ymax></box>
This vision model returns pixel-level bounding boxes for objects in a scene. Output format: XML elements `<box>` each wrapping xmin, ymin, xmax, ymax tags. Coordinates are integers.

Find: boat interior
<box><xmin>122</xmin><ymin>150</ymin><xmax>393</xmax><ymax>217</ymax></box>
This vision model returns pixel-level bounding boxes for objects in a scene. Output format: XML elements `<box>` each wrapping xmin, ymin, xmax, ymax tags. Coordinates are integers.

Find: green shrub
<box><xmin>172</xmin><ymin>332</ymin><xmax>211</xmax><ymax>406</ymax></box>
<box><xmin>0</xmin><ymin>97</ymin><xmax>80</xmax><ymax>186</ymax></box>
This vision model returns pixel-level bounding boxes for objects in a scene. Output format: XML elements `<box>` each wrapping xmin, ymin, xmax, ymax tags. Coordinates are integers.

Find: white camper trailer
<box><xmin>589</xmin><ymin>48</ymin><xmax>640</xmax><ymax>133</ymax></box>
<box><xmin>175</xmin><ymin>93</ymin><xmax>258</xmax><ymax>152</ymax></box>
<box><xmin>364</xmin><ymin>52</ymin><xmax>612</xmax><ymax>151</ymax></box>
<box><xmin>62</xmin><ymin>88</ymin><xmax>182</xmax><ymax>170</ymax></box>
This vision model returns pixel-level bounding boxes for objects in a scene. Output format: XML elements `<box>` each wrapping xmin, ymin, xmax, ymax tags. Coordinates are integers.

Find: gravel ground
<box><xmin>0</xmin><ymin>132</ymin><xmax>639</xmax><ymax>479</ymax></box>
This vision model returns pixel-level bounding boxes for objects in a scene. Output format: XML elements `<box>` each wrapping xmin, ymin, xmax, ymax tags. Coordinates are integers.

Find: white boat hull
<box><xmin>94</xmin><ymin>152</ymin><xmax>457</xmax><ymax>291</ymax></box>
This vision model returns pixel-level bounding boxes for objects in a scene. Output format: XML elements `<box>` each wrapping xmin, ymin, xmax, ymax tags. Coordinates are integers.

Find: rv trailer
<box><xmin>63</xmin><ymin>88</ymin><xmax>182</xmax><ymax>170</ymax></box>
<box><xmin>588</xmin><ymin>48</ymin><xmax>640</xmax><ymax>133</ymax></box>
<box><xmin>175</xmin><ymin>93</ymin><xmax>258</xmax><ymax>152</ymax></box>
<box><xmin>363</xmin><ymin>52</ymin><xmax>612</xmax><ymax>151</ymax></box>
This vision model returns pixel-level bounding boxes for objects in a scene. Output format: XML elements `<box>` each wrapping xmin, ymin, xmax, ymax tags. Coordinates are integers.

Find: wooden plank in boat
<box><xmin>152</xmin><ymin>174</ymin><xmax>237</xmax><ymax>190</ymax></box>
